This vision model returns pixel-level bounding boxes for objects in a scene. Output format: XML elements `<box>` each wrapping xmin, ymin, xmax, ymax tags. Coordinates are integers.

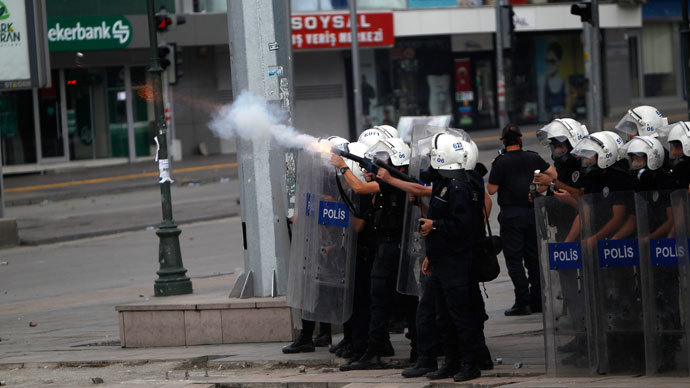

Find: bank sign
<box><xmin>47</xmin><ymin>15</ymin><xmax>131</xmax><ymax>52</ymax></box>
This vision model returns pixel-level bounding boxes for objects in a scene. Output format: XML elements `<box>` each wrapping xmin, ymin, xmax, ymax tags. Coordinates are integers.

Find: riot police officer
<box><xmin>535</xmin><ymin>118</ymin><xmax>588</xmax><ymax>196</ymax></box>
<box><xmin>665</xmin><ymin>121</ymin><xmax>690</xmax><ymax>190</ymax></box>
<box><xmin>416</xmin><ymin>133</ymin><xmax>484</xmax><ymax>382</ymax></box>
<box><xmin>488</xmin><ymin>124</ymin><xmax>557</xmax><ymax>315</ymax></box>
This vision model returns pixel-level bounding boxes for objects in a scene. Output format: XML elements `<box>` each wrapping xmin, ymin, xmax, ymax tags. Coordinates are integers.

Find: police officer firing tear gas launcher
<box><xmin>331</xmin><ymin>147</ymin><xmax>418</xmax><ymax>184</ymax></box>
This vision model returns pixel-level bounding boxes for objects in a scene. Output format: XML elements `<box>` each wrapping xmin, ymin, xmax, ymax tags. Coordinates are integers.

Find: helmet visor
<box><xmin>571</xmin><ymin>137</ymin><xmax>602</xmax><ymax>159</ymax></box>
<box><xmin>537</xmin><ymin>121</ymin><xmax>570</xmax><ymax>146</ymax></box>
<box><xmin>615</xmin><ymin>112</ymin><xmax>643</xmax><ymax>136</ymax></box>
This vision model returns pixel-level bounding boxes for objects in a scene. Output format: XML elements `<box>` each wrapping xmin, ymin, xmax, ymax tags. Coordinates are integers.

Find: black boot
<box><xmin>504</xmin><ymin>304</ymin><xmax>531</xmax><ymax>316</ymax></box>
<box><xmin>347</xmin><ymin>350</ymin><xmax>385</xmax><ymax>370</ymax></box>
<box><xmin>401</xmin><ymin>361</ymin><xmax>437</xmax><ymax>378</ymax></box>
<box><xmin>281</xmin><ymin>332</ymin><xmax>315</xmax><ymax>354</ymax></box>
<box><xmin>425</xmin><ymin>359</ymin><xmax>461</xmax><ymax>380</ymax></box>
<box><xmin>313</xmin><ymin>333</ymin><xmax>332</xmax><ymax>347</ymax></box>
<box><xmin>335</xmin><ymin>343</ymin><xmax>353</xmax><ymax>359</ymax></box>
<box><xmin>453</xmin><ymin>362</ymin><xmax>481</xmax><ymax>382</ymax></box>
<box><xmin>329</xmin><ymin>338</ymin><xmax>349</xmax><ymax>354</ymax></box>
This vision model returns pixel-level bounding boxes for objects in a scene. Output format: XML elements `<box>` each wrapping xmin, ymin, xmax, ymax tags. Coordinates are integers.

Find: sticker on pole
<box><xmin>317</xmin><ymin>200</ymin><xmax>349</xmax><ymax>227</ymax></box>
<box><xmin>598</xmin><ymin>238</ymin><xmax>639</xmax><ymax>268</ymax></box>
<box><xmin>650</xmin><ymin>238</ymin><xmax>681</xmax><ymax>267</ymax></box>
<box><xmin>548</xmin><ymin>241</ymin><xmax>582</xmax><ymax>270</ymax></box>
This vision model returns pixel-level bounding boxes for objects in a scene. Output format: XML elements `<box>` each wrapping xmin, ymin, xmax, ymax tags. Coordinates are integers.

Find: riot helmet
<box><xmin>327</xmin><ymin>136</ymin><xmax>350</xmax><ymax>152</ymax></box>
<box><xmin>358</xmin><ymin>125</ymin><xmax>399</xmax><ymax>148</ymax></box>
<box><xmin>620</xmin><ymin>135</ymin><xmax>665</xmax><ymax>171</ymax></box>
<box><xmin>430</xmin><ymin>133</ymin><xmax>470</xmax><ymax>171</ymax></box>
<box><xmin>466</xmin><ymin>140</ymin><xmax>479</xmax><ymax>171</ymax></box>
<box><xmin>571</xmin><ymin>131</ymin><xmax>624</xmax><ymax>173</ymax></box>
<box><xmin>537</xmin><ymin>118</ymin><xmax>588</xmax><ymax>161</ymax></box>
<box><xmin>366</xmin><ymin>138</ymin><xmax>410</xmax><ymax>167</ymax></box>
<box><xmin>614</xmin><ymin>105</ymin><xmax>668</xmax><ymax>140</ymax></box>
<box><xmin>665</xmin><ymin>121</ymin><xmax>690</xmax><ymax>161</ymax></box>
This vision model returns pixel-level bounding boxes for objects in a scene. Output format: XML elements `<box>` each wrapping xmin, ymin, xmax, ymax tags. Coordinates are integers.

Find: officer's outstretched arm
<box><xmin>376</xmin><ymin>169</ymin><xmax>431</xmax><ymax>196</ymax></box>
<box><xmin>342</xmin><ymin>170</ymin><xmax>380</xmax><ymax>194</ymax></box>
<box><xmin>544</xmin><ymin>165</ymin><xmax>558</xmax><ymax>180</ymax></box>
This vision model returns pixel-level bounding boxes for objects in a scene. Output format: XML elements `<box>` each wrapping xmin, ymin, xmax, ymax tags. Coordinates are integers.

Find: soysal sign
<box><xmin>47</xmin><ymin>15</ymin><xmax>131</xmax><ymax>52</ymax></box>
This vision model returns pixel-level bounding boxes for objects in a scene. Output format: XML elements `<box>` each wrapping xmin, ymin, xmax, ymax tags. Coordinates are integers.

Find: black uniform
<box><xmin>670</xmin><ymin>158</ymin><xmax>690</xmax><ymax>190</ymax></box>
<box><xmin>489</xmin><ymin>149</ymin><xmax>550</xmax><ymax>311</ymax></box>
<box><xmin>368</xmin><ymin>181</ymin><xmax>417</xmax><ymax>355</ymax></box>
<box><xmin>422</xmin><ymin>172</ymin><xmax>483</xmax><ymax>369</ymax></box>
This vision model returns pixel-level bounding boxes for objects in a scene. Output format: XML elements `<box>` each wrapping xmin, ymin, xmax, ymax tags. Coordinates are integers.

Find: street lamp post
<box><xmin>146</xmin><ymin>0</ymin><xmax>192</xmax><ymax>296</ymax></box>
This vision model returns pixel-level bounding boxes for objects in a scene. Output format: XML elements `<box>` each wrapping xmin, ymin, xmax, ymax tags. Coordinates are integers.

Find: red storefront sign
<box><xmin>291</xmin><ymin>13</ymin><xmax>394</xmax><ymax>50</ymax></box>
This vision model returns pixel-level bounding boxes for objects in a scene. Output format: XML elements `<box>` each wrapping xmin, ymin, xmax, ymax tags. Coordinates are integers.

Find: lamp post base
<box><xmin>154</xmin><ymin>223</ymin><xmax>193</xmax><ymax>297</ymax></box>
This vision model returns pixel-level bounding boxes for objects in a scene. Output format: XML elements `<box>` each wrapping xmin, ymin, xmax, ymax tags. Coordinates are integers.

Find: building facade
<box><xmin>0</xmin><ymin>0</ymin><xmax>680</xmax><ymax>170</ymax></box>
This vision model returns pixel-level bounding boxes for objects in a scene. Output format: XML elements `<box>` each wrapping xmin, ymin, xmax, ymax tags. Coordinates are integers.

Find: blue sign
<box><xmin>598</xmin><ymin>239</ymin><xmax>639</xmax><ymax>268</ymax></box>
<box><xmin>317</xmin><ymin>200</ymin><xmax>349</xmax><ymax>227</ymax></box>
<box><xmin>548</xmin><ymin>242</ymin><xmax>582</xmax><ymax>270</ymax></box>
<box><xmin>305</xmin><ymin>192</ymin><xmax>312</xmax><ymax>216</ymax></box>
<box><xmin>409</xmin><ymin>0</ymin><xmax>457</xmax><ymax>8</ymax></box>
<box><xmin>650</xmin><ymin>238</ymin><xmax>679</xmax><ymax>267</ymax></box>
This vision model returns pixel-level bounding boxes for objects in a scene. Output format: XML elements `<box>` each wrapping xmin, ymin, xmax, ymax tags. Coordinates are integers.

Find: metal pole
<box><xmin>349</xmin><ymin>0</ymin><xmax>364</xmax><ymax>137</ymax></box>
<box><xmin>0</xmin><ymin>132</ymin><xmax>4</xmax><ymax>218</ymax></box>
<box><xmin>147</xmin><ymin>0</ymin><xmax>192</xmax><ymax>296</ymax></box>
<box><xmin>590</xmin><ymin>0</ymin><xmax>603</xmax><ymax>131</ymax></box>
<box><xmin>682</xmin><ymin>0</ymin><xmax>690</xmax><ymax>120</ymax></box>
<box><xmin>226</xmin><ymin>0</ymin><xmax>291</xmax><ymax>298</ymax></box>
<box><xmin>494</xmin><ymin>0</ymin><xmax>508</xmax><ymax>128</ymax></box>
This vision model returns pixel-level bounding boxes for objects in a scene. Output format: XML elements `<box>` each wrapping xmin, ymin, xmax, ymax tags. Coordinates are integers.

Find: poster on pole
<box><xmin>0</xmin><ymin>0</ymin><xmax>50</xmax><ymax>90</ymax></box>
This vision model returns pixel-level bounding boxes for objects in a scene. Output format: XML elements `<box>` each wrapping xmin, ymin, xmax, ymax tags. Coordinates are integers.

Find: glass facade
<box><xmin>0</xmin><ymin>90</ymin><xmax>36</xmax><ymax>165</ymax></box>
<box><xmin>642</xmin><ymin>23</ymin><xmax>677</xmax><ymax>98</ymax></box>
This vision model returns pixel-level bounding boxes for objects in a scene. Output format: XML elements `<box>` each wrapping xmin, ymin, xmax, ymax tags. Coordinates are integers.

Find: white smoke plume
<box><xmin>209</xmin><ymin>90</ymin><xmax>319</xmax><ymax>151</ymax></box>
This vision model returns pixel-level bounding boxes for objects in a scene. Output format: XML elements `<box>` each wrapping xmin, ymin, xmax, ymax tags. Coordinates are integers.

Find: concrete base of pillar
<box><xmin>116</xmin><ymin>292</ymin><xmax>293</xmax><ymax>348</ymax></box>
<box><xmin>0</xmin><ymin>218</ymin><xmax>20</xmax><ymax>248</ymax></box>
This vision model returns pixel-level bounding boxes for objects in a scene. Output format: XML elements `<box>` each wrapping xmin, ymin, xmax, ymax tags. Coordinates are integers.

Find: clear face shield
<box><xmin>549</xmin><ymin>138</ymin><xmax>571</xmax><ymax>159</ymax></box>
<box><xmin>615</xmin><ymin>110</ymin><xmax>645</xmax><ymax>140</ymax></box>
<box><xmin>571</xmin><ymin>137</ymin><xmax>602</xmax><ymax>170</ymax></box>
<box><xmin>670</xmin><ymin>141</ymin><xmax>684</xmax><ymax>160</ymax></box>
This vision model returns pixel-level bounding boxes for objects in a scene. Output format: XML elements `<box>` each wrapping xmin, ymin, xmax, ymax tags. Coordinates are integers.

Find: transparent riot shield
<box><xmin>396</xmin><ymin>125</ymin><xmax>467</xmax><ymax>296</ymax></box>
<box><xmin>287</xmin><ymin>150</ymin><xmax>357</xmax><ymax>324</ymax></box>
<box><xmin>534</xmin><ymin>194</ymin><xmax>592</xmax><ymax>376</ymax></box>
<box><xmin>580</xmin><ymin>191</ymin><xmax>644</xmax><ymax>375</ymax></box>
<box><xmin>670</xmin><ymin>189</ymin><xmax>690</xmax><ymax>374</ymax></box>
<box><xmin>635</xmin><ymin>190</ymin><xmax>687</xmax><ymax>376</ymax></box>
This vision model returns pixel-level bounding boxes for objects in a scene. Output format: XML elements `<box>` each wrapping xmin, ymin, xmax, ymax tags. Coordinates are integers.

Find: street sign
<box><xmin>0</xmin><ymin>0</ymin><xmax>50</xmax><ymax>90</ymax></box>
<box><xmin>291</xmin><ymin>12</ymin><xmax>394</xmax><ymax>50</ymax></box>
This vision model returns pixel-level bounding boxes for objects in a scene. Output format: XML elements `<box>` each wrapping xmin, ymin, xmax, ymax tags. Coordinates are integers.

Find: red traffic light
<box><xmin>155</xmin><ymin>15</ymin><xmax>173</xmax><ymax>32</ymax></box>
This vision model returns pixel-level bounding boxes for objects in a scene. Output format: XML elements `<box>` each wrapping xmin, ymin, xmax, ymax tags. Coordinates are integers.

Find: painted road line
<box><xmin>6</xmin><ymin>163</ymin><xmax>238</xmax><ymax>193</ymax></box>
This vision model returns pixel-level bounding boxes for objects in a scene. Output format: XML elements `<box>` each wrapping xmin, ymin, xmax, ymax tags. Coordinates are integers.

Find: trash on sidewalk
<box><xmin>145</xmin><ymin>226</ymin><xmax>155</xmax><ymax>231</ymax></box>
<box><xmin>29</xmin><ymin>321</ymin><xmax>38</xmax><ymax>327</ymax></box>
<box><xmin>495</xmin><ymin>357</ymin><xmax>503</xmax><ymax>365</ymax></box>
<box><xmin>298</xmin><ymin>365</ymin><xmax>306</xmax><ymax>373</ymax></box>
<box><xmin>514</xmin><ymin>362</ymin><xmax>523</xmax><ymax>369</ymax></box>
<box><xmin>91</xmin><ymin>377</ymin><xmax>104</xmax><ymax>384</ymax></box>
<box><xmin>0</xmin><ymin>261</ymin><xmax>8</xmax><ymax>266</ymax></box>
<box><xmin>220</xmin><ymin>177</ymin><xmax>230</xmax><ymax>183</ymax></box>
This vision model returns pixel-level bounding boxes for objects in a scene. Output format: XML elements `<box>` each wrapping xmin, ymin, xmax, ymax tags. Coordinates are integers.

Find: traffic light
<box><xmin>168</xmin><ymin>43</ymin><xmax>183</xmax><ymax>85</ymax></box>
<box><xmin>155</xmin><ymin>7</ymin><xmax>173</xmax><ymax>32</ymax></box>
<box><xmin>158</xmin><ymin>44</ymin><xmax>171</xmax><ymax>70</ymax></box>
<box><xmin>571</xmin><ymin>2</ymin><xmax>592</xmax><ymax>24</ymax></box>
<box><xmin>500</xmin><ymin>5</ymin><xmax>516</xmax><ymax>49</ymax></box>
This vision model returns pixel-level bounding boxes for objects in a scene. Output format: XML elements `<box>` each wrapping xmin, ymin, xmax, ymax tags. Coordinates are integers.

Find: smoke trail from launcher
<box><xmin>208</xmin><ymin>90</ymin><xmax>415</xmax><ymax>182</ymax></box>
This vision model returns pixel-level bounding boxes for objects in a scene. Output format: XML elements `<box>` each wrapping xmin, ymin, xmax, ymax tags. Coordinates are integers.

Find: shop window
<box><xmin>0</xmin><ymin>91</ymin><xmax>37</xmax><ymax>165</ymax></box>
<box><xmin>642</xmin><ymin>23</ymin><xmax>677</xmax><ymax>97</ymax></box>
<box><xmin>38</xmin><ymin>70</ymin><xmax>65</xmax><ymax>159</ymax></box>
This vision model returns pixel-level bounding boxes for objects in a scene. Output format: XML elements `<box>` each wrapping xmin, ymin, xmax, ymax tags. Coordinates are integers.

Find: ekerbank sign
<box><xmin>47</xmin><ymin>15</ymin><xmax>131</xmax><ymax>52</ymax></box>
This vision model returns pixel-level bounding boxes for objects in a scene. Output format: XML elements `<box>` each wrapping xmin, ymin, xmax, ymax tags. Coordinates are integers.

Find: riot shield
<box><xmin>635</xmin><ymin>190</ymin><xmax>687</xmax><ymax>375</ymax></box>
<box><xmin>671</xmin><ymin>189</ymin><xmax>690</xmax><ymax>374</ymax></box>
<box><xmin>580</xmin><ymin>191</ymin><xmax>644</xmax><ymax>374</ymax></box>
<box><xmin>534</xmin><ymin>194</ymin><xmax>592</xmax><ymax>376</ymax></box>
<box><xmin>396</xmin><ymin>125</ymin><xmax>448</xmax><ymax>296</ymax></box>
<box><xmin>286</xmin><ymin>149</ymin><xmax>358</xmax><ymax>324</ymax></box>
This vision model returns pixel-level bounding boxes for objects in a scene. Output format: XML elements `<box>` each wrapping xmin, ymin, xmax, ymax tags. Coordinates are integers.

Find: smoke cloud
<box><xmin>209</xmin><ymin>90</ymin><xmax>318</xmax><ymax>150</ymax></box>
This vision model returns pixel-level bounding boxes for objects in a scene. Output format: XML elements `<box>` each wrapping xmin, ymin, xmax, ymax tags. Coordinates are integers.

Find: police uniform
<box><xmin>349</xmin><ymin>180</ymin><xmax>417</xmax><ymax>369</ymax></box>
<box><xmin>422</xmin><ymin>172</ymin><xmax>483</xmax><ymax>376</ymax></box>
<box><xmin>670</xmin><ymin>158</ymin><xmax>690</xmax><ymax>189</ymax></box>
<box><xmin>489</xmin><ymin>149</ymin><xmax>550</xmax><ymax>312</ymax></box>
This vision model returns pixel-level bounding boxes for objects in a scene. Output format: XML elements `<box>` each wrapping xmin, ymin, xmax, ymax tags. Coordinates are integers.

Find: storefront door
<box><xmin>37</xmin><ymin>70</ymin><xmax>68</xmax><ymax>162</ymax></box>
<box><xmin>452</xmin><ymin>55</ymin><xmax>497</xmax><ymax>130</ymax></box>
